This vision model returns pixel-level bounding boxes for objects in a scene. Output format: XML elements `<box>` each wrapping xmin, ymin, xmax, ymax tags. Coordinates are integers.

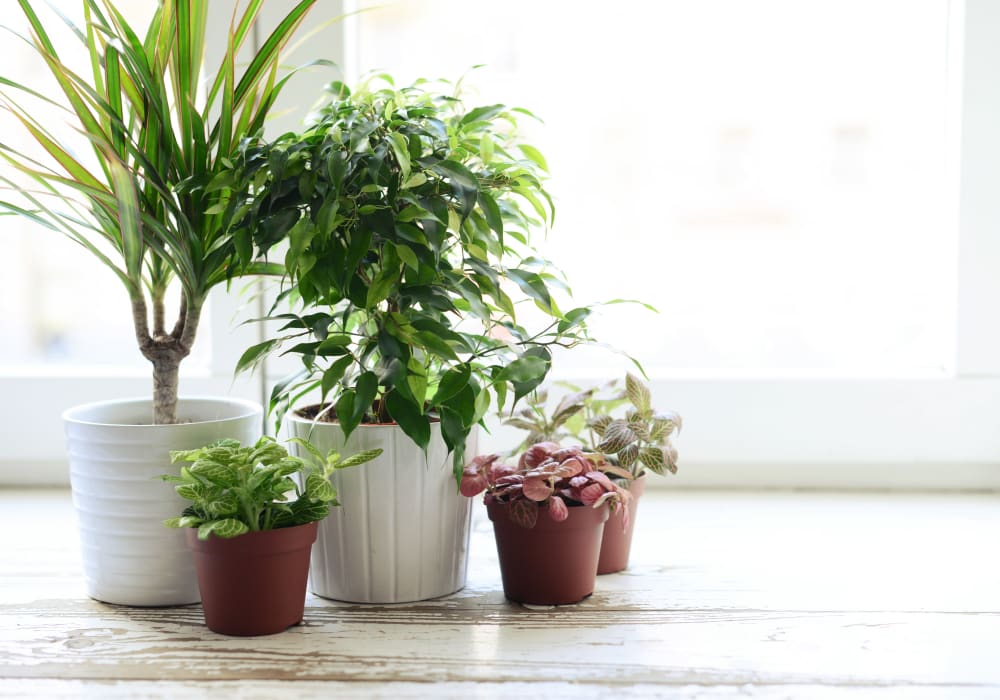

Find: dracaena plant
<box><xmin>162</xmin><ymin>436</ymin><xmax>381</xmax><ymax>540</ymax></box>
<box><xmin>225</xmin><ymin>76</ymin><xmax>596</xmax><ymax>476</ymax></box>
<box><xmin>0</xmin><ymin>0</ymin><xmax>320</xmax><ymax>423</ymax></box>
<box><xmin>590</xmin><ymin>374</ymin><xmax>682</xmax><ymax>478</ymax></box>
<box><xmin>459</xmin><ymin>443</ymin><xmax>632</xmax><ymax>529</ymax></box>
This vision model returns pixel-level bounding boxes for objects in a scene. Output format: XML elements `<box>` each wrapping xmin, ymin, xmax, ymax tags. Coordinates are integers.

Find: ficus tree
<box><xmin>224</xmin><ymin>76</ymin><xmax>599</xmax><ymax>477</ymax></box>
<box><xmin>0</xmin><ymin>0</ymin><xmax>321</xmax><ymax>423</ymax></box>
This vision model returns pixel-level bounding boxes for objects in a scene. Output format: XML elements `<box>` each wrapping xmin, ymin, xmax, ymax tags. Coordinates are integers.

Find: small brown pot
<box><xmin>597</xmin><ymin>475</ymin><xmax>646</xmax><ymax>574</ymax></box>
<box><xmin>487</xmin><ymin>499</ymin><xmax>608</xmax><ymax>605</ymax></box>
<box><xmin>185</xmin><ymin>521</ymin><xmax>318</xmax><ymax>636</ymax></box>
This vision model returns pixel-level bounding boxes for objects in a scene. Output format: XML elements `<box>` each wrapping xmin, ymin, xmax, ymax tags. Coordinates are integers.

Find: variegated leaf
<box><xmin>639</xmin><ymin>446</ymin><xmax>666</xmax><ymax>475</ymax></box>
<box><xmin>503</xmin><ymin>417</ymin><xmax>541</xmax><ymax>431</ymax></box>
<box><xmin>628</xmin><ymin>420</ymin><xmax>650</xmax><ymax>441</ymax></box>
<box><xmin>205</xmin><ymin>493</ymin><xmax>239</xmax><ymax>517</ymax></box>
<box><xmin>649</xmin><ymin>417</ymin><xmax>676</xmax><ymax>442</ymax></box>
<box><xmin>306</xmin><ymin>472</ymin><xmax>337</xmax><ymax>502</ymax></box>
<box><xmin>523</xmin><ymin>474</ymin><xmax>554</xmax><ymax>502</ymax></box>
<box><xmin>664</xmin><ymin>443</ymin><xmax>679</xmax><ymax>474</ymax></box>
<box><xmin>625</xmin><ymin>372</ymin><xmax>652</xmax><ymax>413</ymax></box>
<box><xmin>596</xmin><ymin>420</ymin><xmax>636</xmax><ymax>454</ymax></box>
<box><xmin>618</xmin><ymin>443</ymin><xmax>639</xmax><ymax>470</ymax></box>
<box><xmin>197</xmin><ymin>518</ymin><xmax>249</xmax><ymax>540</ymax></box>
<box><xmin>509</xmin><ymin>499</ymin><xmax>539</xmax><ymax>528</ymax></box>
<box><xmin>587</xmin><ymin>414</ymin><xmax>613</xmax><ymax>437</ymax></box>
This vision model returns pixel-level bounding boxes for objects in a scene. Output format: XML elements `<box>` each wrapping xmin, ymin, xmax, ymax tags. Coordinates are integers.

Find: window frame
<box><xmin>4</xmin><ymin>0</ymin><xmax>1000</xmax><ymax>489</ymax></box>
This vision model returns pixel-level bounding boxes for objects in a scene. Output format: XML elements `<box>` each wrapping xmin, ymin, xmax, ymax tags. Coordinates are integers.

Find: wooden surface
<box><xmin>1</xmin><ymin>489</ymin><xmax>998</xmax><ymax>698</ymax></box>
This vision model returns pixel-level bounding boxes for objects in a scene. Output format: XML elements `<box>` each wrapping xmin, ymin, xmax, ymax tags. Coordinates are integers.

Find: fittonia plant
<box><xmin>162</xmin><ymin>436</ymin><xmax>381</xmax><ymax>540</ymax></box>
<box><xmin>460</xmin><ymin>443</ymin><xmax>632</xmax><ymax>529</ymax></box>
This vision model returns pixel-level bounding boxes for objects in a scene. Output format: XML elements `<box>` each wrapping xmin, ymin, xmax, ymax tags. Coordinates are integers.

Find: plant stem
<box><xmin>152</xmin><ymin>358</ymin><xmax>180</xmax><ymax>424</ymax></box>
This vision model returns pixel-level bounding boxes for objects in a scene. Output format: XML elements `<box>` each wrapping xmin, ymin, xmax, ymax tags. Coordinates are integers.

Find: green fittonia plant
<box><xmin>162</xmin><ymin>436</ymin><xmax>381</xmax><ymax>540</ymax></box>
<box><xmin>0</xmin><ymin>0</ymin><xmax>320</xmax><ymax>423</ymax></box>
<box><xmin>225</xmin><ymin>76</ymin><xmax>597</xmax><ymax>476</ymax></box>
<box><xmin>507</xmin><ymin>374</ymin><xmax>681</xmax><ymax>478</ymax></box>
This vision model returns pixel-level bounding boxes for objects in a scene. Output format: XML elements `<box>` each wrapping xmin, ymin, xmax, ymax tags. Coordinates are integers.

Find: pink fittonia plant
<box><xmin>460</xmin><ymin>443</ymin><xmax>633</xmax><ymax>529</ymax></box>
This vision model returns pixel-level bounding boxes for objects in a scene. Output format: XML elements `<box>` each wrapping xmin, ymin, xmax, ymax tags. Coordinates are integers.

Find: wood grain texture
<box><xmin>1</xmin><ymin>489</ymin><xmax>998</xmax><ymax>698</ymax></box>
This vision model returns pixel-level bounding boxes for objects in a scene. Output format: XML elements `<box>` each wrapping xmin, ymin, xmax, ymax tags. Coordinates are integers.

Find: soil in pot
<box><xmin>487</xmin><ymin>500</ymin><xmax>608</xmax><ymax>605</ymax></box>
<box><xmin>185</xmin><ymin>521</ymin><xmax>317</xmax><ymax>636</ymax></box>
<box><xmin>598</xmin><ymin>475</ymin><xmax>646</xmax><ymax>574</ymax></box>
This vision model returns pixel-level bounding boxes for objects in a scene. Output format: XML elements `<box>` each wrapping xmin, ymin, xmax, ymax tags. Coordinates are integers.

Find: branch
<box><xmin>130</xmin><ymin>293</ymin><xmax>153</xmax><ymax>348</ymax></box>
<box><xmin>153</xmin><ymin>293</ymin><xmax>166</xmax><ymax>337</ymax></box>
<box><xmin>170</xmin><ymin>292</ymin><xmax>188</xmax><ymax>339</ymax></box>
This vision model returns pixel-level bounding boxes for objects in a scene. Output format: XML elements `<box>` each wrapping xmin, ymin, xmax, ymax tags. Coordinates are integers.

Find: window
<box><xmin>351</xmin><ymin>0</ymin><xmax>954</xmax><ymax>374</ymax></box>
<box><xmin>4</xmin><ymin>0</ymin><xmax>1000</xmax><ymax>489</ymax></box>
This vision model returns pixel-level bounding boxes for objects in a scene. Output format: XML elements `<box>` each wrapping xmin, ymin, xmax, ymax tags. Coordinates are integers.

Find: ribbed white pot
<box><xmin>288</xmin><ymin>414</ymin><xmax>474</xmax><ymax>603</ymax></box>
<box><xmin>63</xmin><ymin>397</ymin><xmax>262</xmax><ymax>607</ymax></box>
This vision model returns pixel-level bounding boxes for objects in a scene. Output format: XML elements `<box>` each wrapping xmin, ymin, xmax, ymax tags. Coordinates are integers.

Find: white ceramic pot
<box><xmin>63</xmin><ymin>397</ymin><xmax>262</xmax><ymax>606</ymax></box>
<box><xmin>288</xmin><ymin>414</ymin><xmax>474</xmax><ymax>603</ymax></box>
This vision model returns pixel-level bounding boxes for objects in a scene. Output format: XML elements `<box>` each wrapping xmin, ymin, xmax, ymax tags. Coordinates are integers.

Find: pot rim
<box><xmin>287</xmin><ymin>407</ymin><xmax>441</xmax><ymax>431</ymax></box>
<box><xmin>63</xmin><ymin>396</ymin><xmax>262</xmax><ymax>428</ymax></box>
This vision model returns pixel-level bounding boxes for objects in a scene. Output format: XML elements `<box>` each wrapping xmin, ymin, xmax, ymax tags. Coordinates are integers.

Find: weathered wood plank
<box><xmin>2</xmin><ymin>489</ymin><xmax>998</xmax><ymax>694</ymax></box>
<box><xmin>1</xmin><ymin>679</ymin><xmax>998</xmax><ymax>700</ymax></box>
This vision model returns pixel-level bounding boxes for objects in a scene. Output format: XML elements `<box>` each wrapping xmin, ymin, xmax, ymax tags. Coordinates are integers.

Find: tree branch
<box><xmin>152</xmin><ymin>292</ymin><xmax>166</xmax><ymax>337</ymax></box>
<box><xmin>170</xmin><ymin>292</ymin><xmax>188</xmax><ymax>339</ymax></box>
<box><xmin>130</xmin><ymin>293</ymin><xmax>153</xmax><ymax>348</ymax></box>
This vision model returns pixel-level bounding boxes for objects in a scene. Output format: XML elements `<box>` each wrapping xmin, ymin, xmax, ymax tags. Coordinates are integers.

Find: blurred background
<box><xmin>6</xmin><ymin>0</ymin><xmax>996</xmax><ymax>489</ymax></box>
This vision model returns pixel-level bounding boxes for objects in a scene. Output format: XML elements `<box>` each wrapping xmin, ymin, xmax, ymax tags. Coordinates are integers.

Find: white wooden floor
<box><xmin>1</xmin><ymin>489</ymin><xmax>998</xmax><ymax>699</ymax></box>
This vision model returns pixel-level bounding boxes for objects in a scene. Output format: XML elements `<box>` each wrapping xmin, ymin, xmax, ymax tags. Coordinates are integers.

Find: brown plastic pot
<box><xmin>597</xmin><ymin>475</ymin><xmax>645</xmax><ymax>574</ymax></box>
<box><xmin>487</xmin><ymin>499</ymin><xmax>608</xmax><ymax>605</ymax></box>
<box><xmin>185</xmin><ymin>521</ymin><xmax>318</xmax><ymax>636</ymax></box>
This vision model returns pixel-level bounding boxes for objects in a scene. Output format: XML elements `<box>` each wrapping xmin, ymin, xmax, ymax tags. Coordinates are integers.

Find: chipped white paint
<box><xmin>0</xmin><ymin>490</ymin><xmax>998</xmax><ymax>697</ymax></box>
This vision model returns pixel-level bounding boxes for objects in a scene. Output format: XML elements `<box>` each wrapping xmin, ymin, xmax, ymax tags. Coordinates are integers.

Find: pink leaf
<box><xmin>578</xmin><ymin>482</ymin><xmax>605</xmax><ymax>506</ymax></box>
<box><xmin>552</xmin><ymin>446</ymin><xmax>583</xmax><ymax>462</ymax></box>
<box><xmin>487</xmin><ymin>462</ymin><xmax>515</xmax><ymax>483</ymax></box>
<box><xmin>523</xmin><ymin>474</ymin><xmax>554</xmax><ymax>502</ymax></box>
<box><xmin>518</xmin><ymin>442</ymin><xmax>559</xmax><ymax>469</ymax></box>
<box><xmin>557</xmin><ymin>455</ymin><xmax>588</xmax><ymax>478</ymax></box>
<box><xmin>568</xmin><ymin>475</ymin><xmax>589</xmax><ymax>489</ymax></box>
<box><xmin>585</xmin><ymin>470</ymin><xmax>614</xmax><ymax>489</ymax></box>
<box><xmin>592</xmin><ymin>490</ymin><xmax>616</xmax><ymax>508</ymax></box>
<box><xmin>547</xmin><ymin>496</ymin><xmax>569</xmax><ymax>522</ymax></box>
<box><xmin>509</xmin><ymin>499</ymin><xmax>539</xmax><ymax>528</ymax></box>
<box><xmin>460</xmin><ymin>472</ymin><xmax>488</xmax><ymax>497</ymax></box>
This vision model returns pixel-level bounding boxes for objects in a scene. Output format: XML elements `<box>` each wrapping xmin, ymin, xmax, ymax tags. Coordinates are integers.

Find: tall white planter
<box><xmin>63</xmin><ymin>397</ymin><xmax>262</xmax><ymax>606</ymax></box>
<box><xmin>289</xmin><ymin>415</ymin><xmax>474</xmax><ymax>603</ymax></box>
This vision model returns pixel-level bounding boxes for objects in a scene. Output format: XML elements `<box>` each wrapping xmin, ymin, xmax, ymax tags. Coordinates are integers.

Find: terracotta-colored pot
<box><xmin>487</xmin><ymin>499</ymin><xmax>608</xmax><ymax>605</ymax></box>
<box><xmin>185</xmin><ymin>521</ymin><xmax>318</xmax><ymax>636</ymax></box>
<box><xmin>597</xmin><ymin>475</ymin><xmax>645</xmax><ymax>574</ymax></box>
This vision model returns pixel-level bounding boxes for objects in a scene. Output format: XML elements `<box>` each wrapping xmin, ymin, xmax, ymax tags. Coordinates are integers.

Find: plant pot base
<box><xmin>487</xmin><ymin>500</ymin><xmax>608</xmax><ymax>605</ymax></box>
<box><xmin>598</xmin><ymin>475</ymin><xmax>645</xmax><ymax>574</ymax></box>
<box><xmin>187</xmin><ymin>522</ymin><xmax>317</xmax><ymax>636</ymax></box>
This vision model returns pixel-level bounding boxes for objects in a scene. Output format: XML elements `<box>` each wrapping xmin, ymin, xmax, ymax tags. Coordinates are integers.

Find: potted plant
<box><xmin>162</xmin><ymin>436</ymin><xmax>381</xmax><ymax>636</ymax></box>
<box><xmin>505</xmin><ymin>375</ymin><xmax>682</xmax><ymax>574</ymax></box>
<box><xmin>0</xmin><ymin>0</ymin><xmax>321</xmax><ymax>605</ymax></box>
<box><xmin>460</xmin><ymin>444</ymin><xmax>629</xmax><ymax>605</ymax></box>
<box><xmin>221</xmin><ymin>76</ymin><xmax>596</xmax><ymax>602</ymax></box>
